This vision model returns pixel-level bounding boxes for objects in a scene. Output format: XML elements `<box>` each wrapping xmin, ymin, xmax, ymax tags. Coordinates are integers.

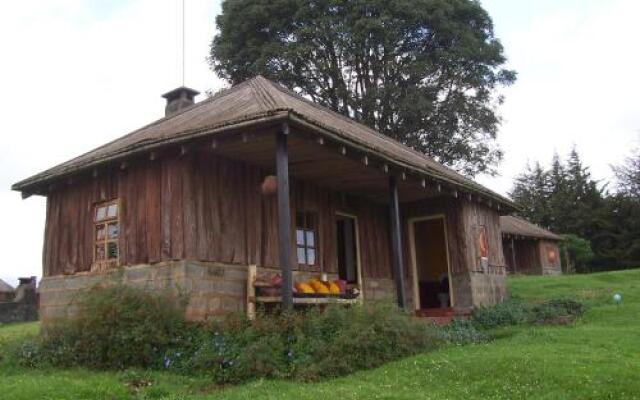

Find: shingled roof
<box><xmin>500</xmin><ymin>216</ymin><xmax>562</xmax><ymax>241</ymax></box>
<box><xmin>12</xmin><ymin>76</ymin><xmax>515</xmax><ymax>208</ymax></box>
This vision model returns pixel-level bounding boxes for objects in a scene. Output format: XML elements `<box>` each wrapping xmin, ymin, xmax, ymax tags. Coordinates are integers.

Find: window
<box><xmin>296</xmin><ymin>211</ymin><xmax>317</xmax><ymax>266</ymax></box>
<box><xmin>94</xmin><ymin>199</ymin><xmax>120</xmax><ymax>266</ymax></box>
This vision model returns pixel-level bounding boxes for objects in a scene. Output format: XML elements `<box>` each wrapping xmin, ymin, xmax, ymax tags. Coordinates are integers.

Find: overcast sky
<box><xmin>1</xmin><ymin>0</ymin><xmax>638</xmax><ymax>286</ymax></box>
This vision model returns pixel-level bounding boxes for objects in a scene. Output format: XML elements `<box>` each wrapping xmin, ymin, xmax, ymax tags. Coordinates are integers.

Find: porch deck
<box><xmin>415</xmin><ymin>307</ymin><xmax>455</xmax><ymax>325</ymax></box>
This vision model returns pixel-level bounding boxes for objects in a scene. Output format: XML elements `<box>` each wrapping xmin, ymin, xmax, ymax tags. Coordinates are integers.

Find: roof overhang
<box><xmin>12</xmin><ymin>110</ymin><xmax>517</xmax><ymax>211</ymax></box>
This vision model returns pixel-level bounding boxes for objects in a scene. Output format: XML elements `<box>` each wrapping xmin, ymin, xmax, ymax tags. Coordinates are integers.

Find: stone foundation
<box><xmin>469</xmin><ymin>268</ymin><xmax>508</xmax><ymax>307</ymax></box>
<box><xmin>40</xmin><ymin>261</ymin><xmax>249</xmax><ymax>323</ymax></box>
<box><xmin>39</xmin><ymin>262</ymin><xmax>403</xmax><ymax>323</ymax></box>
<box><xmin>39</xmin><ymin>261</ymin><xmax>509</xmax><ymax>323</ymax></box>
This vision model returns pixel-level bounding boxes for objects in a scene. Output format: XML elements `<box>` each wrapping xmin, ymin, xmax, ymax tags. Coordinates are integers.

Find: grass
<box><xmin>1</xmin><ymin>269</ymin><xmax>639</xmax><ymax>399</ymax></box>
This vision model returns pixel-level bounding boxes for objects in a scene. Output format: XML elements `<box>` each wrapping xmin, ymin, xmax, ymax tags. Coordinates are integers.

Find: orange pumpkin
<box><xmin>309</xmin><ymin>279</ymin><xmax>330</xmax><ymax>294</ymax></box>
<box><xmin>328</xmin><ymin>282</ymin><xmax>341</xmax><ymax>294</ymax></box>
<box><xmin>295</xmin><ymin>282</ymin><xmax>315</xmax><ymax>294</ymax></box>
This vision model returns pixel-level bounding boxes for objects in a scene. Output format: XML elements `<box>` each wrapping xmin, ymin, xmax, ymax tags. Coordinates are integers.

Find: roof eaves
<box><xmin>288</xmin><ymin>112</ymin><xmax>516</xmax><ymax>209</ymax></box>
<box><xmin>12</xmin><ymin>110</ymin><xmax>291</xmax><ymax>194</ymax></box>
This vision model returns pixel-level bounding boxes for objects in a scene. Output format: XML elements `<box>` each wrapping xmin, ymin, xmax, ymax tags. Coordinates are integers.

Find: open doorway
<box><xmin>409</xmin><ymin>216</ymin><xmax>452</xmax><ymax>310</ymax></box>
<box><xmin>336</xmin><ymin>213</ymin><xmax>361</xmax><ymax>286</ymax></box>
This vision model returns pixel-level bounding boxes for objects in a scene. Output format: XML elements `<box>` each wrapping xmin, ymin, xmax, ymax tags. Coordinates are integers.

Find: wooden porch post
<box><xmin>389</xmin><ymin>176</ymin><xmax>407</xmax><ymax>309</ymax></box>
<box><xmin>276</xmin><ymin>123</ymin><xmax>293</xmax><ymax>309</ymax></box>
<box><xmin>511</xmin><ymin>237</ymin><xmax>517</xmax><ymax>274</ymax></box>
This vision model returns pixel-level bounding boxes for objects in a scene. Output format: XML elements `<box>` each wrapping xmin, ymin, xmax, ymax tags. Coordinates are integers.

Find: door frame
<box><xmin>408</xmin><ymin>214</ymin><xmax>454</xmax><ymax>310</ymax></box>
<box><xmin>335</xmin><ymin>211</ymin><xmax>363</xmax><ymax>293</ymax></box>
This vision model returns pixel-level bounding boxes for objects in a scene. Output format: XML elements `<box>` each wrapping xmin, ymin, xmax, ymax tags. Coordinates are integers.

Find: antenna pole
<box><xmin>182</xmin><ymin>0</ymin><xmax>185</xmax><ymax>86</ymax></box>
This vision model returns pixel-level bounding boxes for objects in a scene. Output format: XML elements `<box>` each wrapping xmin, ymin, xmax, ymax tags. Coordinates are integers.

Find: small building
<box><xmin>0</xmin><ymin>277</ymin><xmax>38</xmax><ymax>323</ymax></box>
<box><xmin>13</xmin><ymin>76</ymin><xmax>517</xmax><ymax>322</ymax></box>
<box><xmin>501</xmin><ymin>216</ymin><xmax>563</xmax><ymax>275</ymax></box>
<box><xmin>0</xmin><ymin>279</ymin><xmax>14</xmax><ymax>302</ymax></box>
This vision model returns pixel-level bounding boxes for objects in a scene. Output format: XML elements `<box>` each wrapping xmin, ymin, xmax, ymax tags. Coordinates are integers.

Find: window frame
<box><xmin>93</xmin><ymin>198</ymin><xmax>121</xmax><ymax>269</ymax></box>
<box><xmin>295</xmin><ymin>211</ymin><xmax>318</xmax><ymax>267</ymax></box>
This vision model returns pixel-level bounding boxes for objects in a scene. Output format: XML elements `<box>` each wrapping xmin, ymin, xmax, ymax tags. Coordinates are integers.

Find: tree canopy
<box><xmin>510</xmin><ymin>148</ymin><xmax>640</xmax><ymax>271</ymax></box>
<box><xmin>613</xmin><ymin>146</ymin><xmax>640</xmax><ymax>198</ymax></box>
<box><xmin>210</xmin><ymin>0</ymin><xmax>516</xmax><ymax>176</ymax></box>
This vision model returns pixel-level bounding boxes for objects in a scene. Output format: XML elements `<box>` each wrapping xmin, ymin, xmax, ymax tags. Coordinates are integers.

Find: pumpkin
<box><xmin>295</xmin><ymin>282</ymin><xmax>315</xmax><ymax>294</ymax></box>
<box><xmin>328</xmin><ymin>282</ymin><xmax>341</xmax><ymax>294</ymax></box>
<box><xmin>334</xmin><ymin>279</ymin><xmax>347</xmax><ymax>294</ymax></box>
<box><xmin>310</xmin><ymin>279</ymin><xmax>330</xmax><ymax>294</ymax></box>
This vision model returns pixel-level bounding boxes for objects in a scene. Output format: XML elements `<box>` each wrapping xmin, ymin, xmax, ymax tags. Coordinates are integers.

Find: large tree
<box><xmin>210</xmin><ymin>0</ymin><xmax>516</xmax><ymax>176</ymax></box>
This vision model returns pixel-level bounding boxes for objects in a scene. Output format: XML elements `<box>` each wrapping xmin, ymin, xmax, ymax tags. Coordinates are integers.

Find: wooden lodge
<box><xmin>13</xmin><ymin>76</ymin><xmax>517</xmax><ymax>322</ymax></box>
<box><xmin>501</xmin><ymin>216</ymin><xmax>563</xmax><ymax>275</ymax></box>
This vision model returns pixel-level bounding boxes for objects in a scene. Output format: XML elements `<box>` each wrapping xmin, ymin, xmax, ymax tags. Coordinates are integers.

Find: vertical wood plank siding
<box><xmin>402</xmin><ymin>198</ymin><xmax>505</xmax><ymax>276</ymax></box>
<box><xmin>42</xmin><ymin>151</ymin><xmax>393</xmax><ymax>279</ymax></box>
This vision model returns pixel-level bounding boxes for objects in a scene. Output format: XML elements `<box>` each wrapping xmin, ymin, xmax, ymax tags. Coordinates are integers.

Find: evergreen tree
<box><xmin>509</xmin><ymin>148</ymin><xmax>616</xmax><ymax>270</ymax></box>
<box><xmin>613</xmin><ymin>146</ymin><xmax>640</xmax><ymax>198</ymax></box>
<box><xmin>510</xmin><ymin>161</ymin><xmax>550</xmax><ymax>226</ymax></box>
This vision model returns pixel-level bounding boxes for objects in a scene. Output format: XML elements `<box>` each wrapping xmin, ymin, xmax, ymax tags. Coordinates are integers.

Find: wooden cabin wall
<box><xmin>502</xmin><ymin>238</ymin><xmax>516</xmax><ymax>273</ymax></box>
<box><xmin>401</xmin><ymin>198</ymin><xmax>468</xmax><ymax>276</ymax></box>
<box><xmin>459</xmin><ymin>201</ymin><xmax>506</xmax><ymax>271</ymax></box>
<box><xmin>42</xmin><ymin>151</ymin><xmax>393</xmax><ymax>279</ymax></box>
<box><xmin>538</xmin><ymin>240</ymin><xmax>562</xmax><ymax>271</ymax></box>
<box><xmin>513</xmin><ymin>239</ymin><xmax>541</xmax><ymax>274</ymax></box>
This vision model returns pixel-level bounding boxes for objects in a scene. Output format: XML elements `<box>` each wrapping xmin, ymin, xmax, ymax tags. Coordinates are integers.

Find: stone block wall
<box><xmin>39</xmin><ymin>261</ymin><xmax>248</xmax><ymax>323</ymax></box>
<box><xmin>39</xmin><ymin>262</ymin><xmax>403</xmax><ymax>323</ymax></box>
<box><xmin>469</xmin><ymin>267</ymin><xmax>508</xmax><ymax>307</ymax></box>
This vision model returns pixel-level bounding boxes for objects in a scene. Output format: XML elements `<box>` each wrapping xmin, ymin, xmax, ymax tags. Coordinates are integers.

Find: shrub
<box><xmin>471</xmin><ymin>299</ymin><xmax>529</xmax><ymax>329</ymax></box>
<box><xmin>439</xmin><ymin>319</ymin><xmax>488</xmax><ymax>345</ymax></box>
<box><xmin>19</xmin><ymin>284</ymin><xmax>190</xmax><ymax>369</ymax></box>
<box><xmin>530</xmin><ymin>298</ymin><xmax>586</xmax><ymax>324</ymax></box>
<box><xmin>10</xmin><ymin>285</ymin><xmax>453</xmax><ymax>383</ymax></box>
<box><xmin>165</xmin><ymin>302</ymin><xmax>442</xmax><ymax>383</ymax></box>
<box><xmin>470</xmin><ymin>297</ymin><xmax>587</xmax><ymax>329</ymax></box>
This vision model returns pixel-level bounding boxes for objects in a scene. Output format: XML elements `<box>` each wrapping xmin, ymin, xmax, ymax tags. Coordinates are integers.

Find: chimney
<box><xmin>161</xmin><ymin>86</ymin><xmax>200</xmax><ymax>117</ymax></box>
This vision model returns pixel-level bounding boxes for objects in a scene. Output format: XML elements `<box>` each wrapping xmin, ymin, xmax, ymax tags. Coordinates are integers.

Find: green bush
<box><xmin>470</xmin><ymin>297</ymin><xmax>586</xmax><ymax>329</ymax></box>
<box><xmin>471</xmin><ymin>299</ymin><xmax>529</xmax><ymax>329</ymax></box>
<box><xmin>439</xmin><ymin>319</ymin><xmax>488</xmax><ymax>345</ymax></box>
<box><xmin>530</xmin><ymin>298</ymin><xmax>586</xmax><ymax>324</ymax></box>
<box><xmin>17</xmin><ymin>284</ymin><xmax>190</xmax><ymax>369</ymax></box>
<box><xmin>167</xmin><ymin>303</ymin><xmax>442</xmax><ymax>383</ymax></box>
<box><xmin>16</xmin><ymin>285</ymin><xmax>442</xmax><ymax>383</ymax></box>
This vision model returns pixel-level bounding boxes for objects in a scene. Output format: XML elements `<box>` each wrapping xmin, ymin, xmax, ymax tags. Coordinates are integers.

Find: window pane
<box><xmin>305</xmin><ymin>230</ymin><xmax>315</xmax><ymax>247</ymax></box>
<box><xmin>95</xmin><ymin>206</ymin><xmax>107</xmax><ymax>221</ymax></box>
<box><xmin>306</xmin><ymin>249</ymin><xmax>316</xmax><ymax>265</ymax></box>
<box><xmin>107</xmin><ymin>203</ymin><xmax>118</xmax><ymax>218</ymax></box>
<box><xmin>107</xmin><ymin>223</ymin><xmax>119</xmax><ymax>239</ymax></box>
<box><xmin>107</xmin><ymin>242</ymin><xmax>118</xmax><ymax>260</ymax></box>
<box><xmin>297</xmin><ymin>247</ymin><xmax>307</xmax><ymax>264</ymax></box>
<box><xmin>96</xmin><ymin>224</ymin><xmax>105</xmax><ymax>240</ymax></box>
<box><xmin>95</xmin><ymin>245</ymin><xmax>105</xmax><ymax>261</ymax></box>
<box><xmin>296</xmin><ymin>229</ymin><xmax>305</xmax><ymax>246</ymax></box>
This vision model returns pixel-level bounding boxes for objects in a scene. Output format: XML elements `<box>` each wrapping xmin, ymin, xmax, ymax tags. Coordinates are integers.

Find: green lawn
<box><xmin>1</xmin><ymin>269</ymin><xmax>639</xmax><ymax>399</ymax></box>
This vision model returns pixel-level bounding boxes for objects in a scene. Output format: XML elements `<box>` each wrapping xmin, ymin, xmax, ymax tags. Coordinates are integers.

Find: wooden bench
<box><xmin>246</xmin><ymin>264</ymin><xmax>360</xmax><ymax>319</ymax></box>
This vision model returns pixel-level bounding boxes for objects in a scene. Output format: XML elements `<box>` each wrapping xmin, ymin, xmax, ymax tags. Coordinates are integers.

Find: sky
<box><xmin>0</xmin><ymin>0</ymin><xmax>638</xmax><ymax>286</ymax></box>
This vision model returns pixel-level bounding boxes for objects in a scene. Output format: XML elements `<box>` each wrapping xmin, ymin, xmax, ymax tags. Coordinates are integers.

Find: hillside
<box><xmin>1</xmin><ymin>269</ymin><xmax>639</xmax><ymax>399</ymax></box>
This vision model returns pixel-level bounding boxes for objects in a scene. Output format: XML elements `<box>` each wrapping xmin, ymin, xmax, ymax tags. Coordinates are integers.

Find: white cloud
<box><xmin>0</xmin><ymin>0</ymin><xmax>223</xmax><ymax>286</ymax></box>
<box><xmin>478</xmin><ymin>0</ymin><xmax>640</xmax><ymax>194</ymax></box>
